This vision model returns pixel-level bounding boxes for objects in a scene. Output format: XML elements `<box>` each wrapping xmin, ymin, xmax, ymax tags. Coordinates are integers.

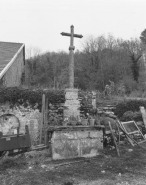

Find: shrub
<box><xmin>114</xmin><ymin>99</ymin><xmax>146</xmax><ymax>118</ymax></box>
<box><xmin>122</xmin><ymin>111</ymin><xmax>134</xmax><ymax>121</ymax></box>
<box><xmin>128</xmin><ymin>90</ymin><xmax>143</xmax><ymax>98</ymax></box>
<box><xmin>116</xmin><ymin>76</ymin><xmax>137</xmax><ymax>95</ymax></box>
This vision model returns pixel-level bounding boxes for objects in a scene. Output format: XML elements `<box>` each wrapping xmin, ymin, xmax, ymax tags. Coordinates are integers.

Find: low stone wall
<box><xmin>0</xmin><ymin>103</ymin><xmax>41</xmax><ymax>146</ymax></box>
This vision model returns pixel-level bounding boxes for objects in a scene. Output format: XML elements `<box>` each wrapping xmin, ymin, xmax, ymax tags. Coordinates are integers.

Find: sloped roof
<box><xmin>0</xmin><ymin>42</ymin><xmax>24</xmax><ymax>79</ymax></box>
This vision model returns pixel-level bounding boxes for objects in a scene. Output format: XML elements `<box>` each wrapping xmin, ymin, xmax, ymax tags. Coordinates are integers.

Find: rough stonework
<box><xmin>63</xmin><ymin>88</ymin><xmax>80</xmax><ymax>119</ymax></box>
<box><xmin>0</xmin><ymin>103</ymin><xmax>41</xmax><ymax>146</ymax></box>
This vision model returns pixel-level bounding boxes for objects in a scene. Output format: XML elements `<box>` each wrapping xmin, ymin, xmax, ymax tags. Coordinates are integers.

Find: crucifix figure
<box><xmin>61</xmin><ymin>25</ymin><xmax>83</xmax><ymax>88</ymax></box>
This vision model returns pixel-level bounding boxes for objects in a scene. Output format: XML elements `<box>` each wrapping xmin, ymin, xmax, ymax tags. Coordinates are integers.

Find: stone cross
<box><xmin>61</xmin><ymin>25</ymin><xmax>83</xmax><ymax>88</ymax></box>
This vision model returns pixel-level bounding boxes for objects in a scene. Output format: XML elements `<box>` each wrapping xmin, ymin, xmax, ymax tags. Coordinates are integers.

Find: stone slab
<box><xmin>51</xmin><ymin>129</ymin><xmax>103</xmax><ymax>160</ymax></box>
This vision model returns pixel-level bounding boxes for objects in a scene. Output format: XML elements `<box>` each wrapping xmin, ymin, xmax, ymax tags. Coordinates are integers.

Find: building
<box><xmin>0</xmin><ymin>41</ymin><xmax>25</xmax><ymax>87</ymax></box>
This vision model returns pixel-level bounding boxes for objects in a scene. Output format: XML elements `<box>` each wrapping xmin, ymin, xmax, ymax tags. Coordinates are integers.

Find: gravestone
<box><xmin>28</xmin><ymin>119</ymin><xmax>39</xmax><ymax>145</ymax></box>
<box><xmin>92</xmin><ymin>91</ymin><xmax>97</xmax><ymax>109</ymax></box>
<box><xmin>140</xmin><ymin>106</ymin><xmax>146</xmax><ymax>129</ymax></box>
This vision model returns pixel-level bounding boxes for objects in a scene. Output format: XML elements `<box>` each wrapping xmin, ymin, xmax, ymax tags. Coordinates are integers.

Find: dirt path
<box><xmin>1</xmin><ymin>145</ymin><xmax>146</xmax><ymax>185</ymax></box>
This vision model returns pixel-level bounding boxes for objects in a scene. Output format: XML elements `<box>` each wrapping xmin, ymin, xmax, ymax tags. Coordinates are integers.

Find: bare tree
<box><xmin>25</xmin><ymin>46</ymin><xmax>42</xmax><ymax>59</ymax></box>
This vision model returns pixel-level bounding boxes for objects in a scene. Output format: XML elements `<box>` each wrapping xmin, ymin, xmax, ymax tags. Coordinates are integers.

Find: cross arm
<box><xmin>61</xmin><ymin>32</ymin><xmax>83</xmax><ymax>38</ymax></box>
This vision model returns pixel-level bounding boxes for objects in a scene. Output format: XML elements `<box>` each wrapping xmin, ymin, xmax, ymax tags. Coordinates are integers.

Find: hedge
<box><xmin>0</xmin><ymin>87</ymin><xmax>65</xmax><ymax>110</ymax></box>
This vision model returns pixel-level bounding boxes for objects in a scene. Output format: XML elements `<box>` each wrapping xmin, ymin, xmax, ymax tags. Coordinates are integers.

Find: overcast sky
<box><xmin>1</xmin><ymin>0</ymin><xmax>146</xmax><ymax>53</ymax></box>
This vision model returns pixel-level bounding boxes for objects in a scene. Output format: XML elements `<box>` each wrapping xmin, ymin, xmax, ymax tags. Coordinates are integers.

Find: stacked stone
<box><xmin>63</xmin><ymin>89</ymin><xmax>80</xmax><ymax>119</ymax></box>
<box><xmin>79</xmin><ymin>92</ymin><xmax>94</xmax><ymax>118</ymax></box>
<box><xmin>47</xmin><ymin>103</ymin><xmax>64</xmax><ymax>126</ymax></box>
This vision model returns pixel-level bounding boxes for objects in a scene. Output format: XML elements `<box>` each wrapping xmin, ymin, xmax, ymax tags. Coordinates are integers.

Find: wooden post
<box><xmin>109</xmin><ymin>122</ymin><xmax>120</xmax><ymax>157</ymax></box>
<box><xmin>44</xmin><ymin>97</ymin><xmax>48</xmax><ymax>145</ymax></box>
<box><xmin>61</xmin><ymin>25</ymin><xmax>83</xmax><ymax>88</ymax></box>
<box><xmin>39</xmin><ymin>94</ymin><xmax>45</xmax><ymax>144</ymax></box>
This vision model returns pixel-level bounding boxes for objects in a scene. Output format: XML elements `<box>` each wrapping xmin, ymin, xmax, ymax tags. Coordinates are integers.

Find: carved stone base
<box><xmin>63</xmin><ymin>88</ymin><xmax>80</xmax><ymax>119</ymax></box>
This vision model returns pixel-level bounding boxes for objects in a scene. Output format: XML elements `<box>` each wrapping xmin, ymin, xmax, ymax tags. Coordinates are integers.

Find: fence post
<box><xmin>39</xmin><ymin>94</ymin><xmax>45</xmax><ymax>144</ymax></box>
<box><xmin>44</xmin><ymin>97</ymin><xmax>48</xmax><ymax>145</ymax></box>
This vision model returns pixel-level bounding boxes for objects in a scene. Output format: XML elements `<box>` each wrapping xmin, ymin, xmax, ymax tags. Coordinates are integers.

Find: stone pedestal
<box><xmin>48</xmin><ymin>126</ymin><xmax>103</xmax><ymax>160</ymax></box>
<box><xmin>63</xmin><ymin>88</ymin><xmax>80</xmax><ymax>119</ymax></box>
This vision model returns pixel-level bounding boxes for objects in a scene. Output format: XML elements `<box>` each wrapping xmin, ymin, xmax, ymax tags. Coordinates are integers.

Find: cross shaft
<box><xmin>61</xmin><ymin>25</ymin><xmax>83</xmax><ymax>88</ymax></box>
